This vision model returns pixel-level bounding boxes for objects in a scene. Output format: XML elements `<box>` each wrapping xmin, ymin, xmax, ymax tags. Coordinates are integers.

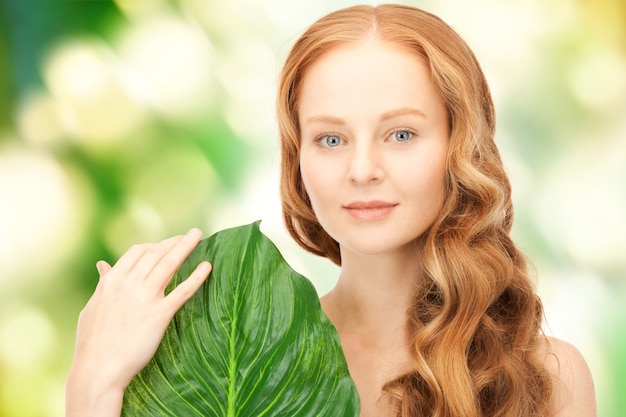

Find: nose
<box><xmin>348</xmin><ymin>142</ymin><xmax>384</xmax><ymax>184</ymax></box>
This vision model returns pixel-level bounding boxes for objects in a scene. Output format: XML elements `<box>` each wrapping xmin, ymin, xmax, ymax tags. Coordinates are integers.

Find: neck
<box><xmin>321</xmin><ymin>246</ymin><xmax>422</xmax><ymax>345</ymax></box>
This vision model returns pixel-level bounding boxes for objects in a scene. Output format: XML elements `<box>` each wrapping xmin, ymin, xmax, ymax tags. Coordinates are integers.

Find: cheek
<box><xmin>400</xmin><ymin>152</ymin><xmax>448</xmax><ymax>205</ymax></box>
<box><xmin>300</xmin><ymin>162</ymin><xmax>324</xmax><ymax>207</ymax></box>
<box><xmin>299</xmin><ymin>154</ymin><xmax>339</xmax><ymax>215</ymax></box>
<box><xmin>300</xmin><ymin>151</ymin><xmax>325</xmax><ymax>190</ymax></box>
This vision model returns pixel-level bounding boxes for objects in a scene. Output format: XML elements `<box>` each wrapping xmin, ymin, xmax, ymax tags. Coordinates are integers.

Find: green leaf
<box><xmin>121</xmin><ymin>221</ymin><xmax>360</xmax><ymax>416</ymax></box>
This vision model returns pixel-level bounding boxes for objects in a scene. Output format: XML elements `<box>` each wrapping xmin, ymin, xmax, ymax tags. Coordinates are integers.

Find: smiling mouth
<box><xmin>343</xmin><ymin>201</ymin><xmax>398</xmax><ymax>221</ymax></box>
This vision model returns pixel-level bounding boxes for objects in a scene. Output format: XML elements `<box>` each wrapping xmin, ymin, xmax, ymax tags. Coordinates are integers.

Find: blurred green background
<box><xmin>0</xmin><ymin>0</ymin><xmax>623</xmax><ymax>416</ymax></box>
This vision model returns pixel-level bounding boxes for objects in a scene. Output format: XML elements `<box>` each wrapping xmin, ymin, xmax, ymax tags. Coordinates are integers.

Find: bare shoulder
<box><xmin>539</xmin><ymin>336</ymin><xmax>597</xmax><ymax>417</ymax></box>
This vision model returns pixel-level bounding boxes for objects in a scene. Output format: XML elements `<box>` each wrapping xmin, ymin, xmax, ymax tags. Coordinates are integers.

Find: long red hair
<box><xmin>277</xmin><ymin>4</ymin><xmax>553</xmax><ymax>416</ymax></box>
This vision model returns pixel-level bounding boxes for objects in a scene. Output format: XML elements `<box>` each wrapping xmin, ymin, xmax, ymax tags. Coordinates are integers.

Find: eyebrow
<box><xmin>305</xmin><ymin>115</ymin><xmax>345</xmax><ymax>125</ymax></box>
<box><xmin>305</xmin><ymin>107</ymin><xmax>427</xmax><ymax>125</ymax></box>
<box><xmin>380</xmin><ymin>107</ymin><xmax>427</xmax><ymax>121</ymax></box>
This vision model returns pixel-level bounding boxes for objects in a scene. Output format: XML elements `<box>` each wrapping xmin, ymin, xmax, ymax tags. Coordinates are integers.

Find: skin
<box><xmin>65</xmin><ymin>37</ymin><xmax>597</xmax><ymax>417</ymax></box>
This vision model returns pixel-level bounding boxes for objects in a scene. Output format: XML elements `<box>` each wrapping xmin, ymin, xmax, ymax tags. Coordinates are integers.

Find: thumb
<box><xmin>96</xmin><ymin>260</ymin><xmax>112</xmax><ymax>277</ymax></box>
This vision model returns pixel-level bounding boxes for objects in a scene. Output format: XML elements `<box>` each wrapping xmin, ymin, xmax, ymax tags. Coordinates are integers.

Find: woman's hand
<box><xmin>65</xmin><ymin>228</ymin><xmax>211</xmax><ymax>417</ymax></box>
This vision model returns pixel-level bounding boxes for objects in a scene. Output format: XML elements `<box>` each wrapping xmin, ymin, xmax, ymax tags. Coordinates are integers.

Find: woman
<box><xmin>66</xmin><ymin>4</ymin><xmax>597</xmax><ymax>417</ymax></box>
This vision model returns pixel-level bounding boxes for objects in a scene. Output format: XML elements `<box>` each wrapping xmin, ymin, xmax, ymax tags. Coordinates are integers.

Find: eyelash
<box><xmin>387</xmin><ymin>128</ymin><xmax>417</xmax><ymax>143</ymax></box>
<box><xmin>314</xmin><ymin>132</ymin><xmax>344</xmax><ymax>148</ymax></box>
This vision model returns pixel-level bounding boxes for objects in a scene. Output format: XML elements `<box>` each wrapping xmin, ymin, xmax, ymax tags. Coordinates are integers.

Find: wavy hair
<box><xmin>277</xmin><ymin>4</ymin><xmax>553</xmax><ymax>417</ymax></box>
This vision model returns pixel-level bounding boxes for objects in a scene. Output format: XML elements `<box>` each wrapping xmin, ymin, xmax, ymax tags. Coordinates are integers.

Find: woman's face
<box><xmin>298</xmin><ymin>38</ymin><xmax>450</xmax><ymax>259</ymax></box>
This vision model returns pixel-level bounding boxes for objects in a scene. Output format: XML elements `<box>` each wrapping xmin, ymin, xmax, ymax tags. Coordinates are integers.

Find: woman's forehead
<box><xmin>297</xmin><ymin>40</ymin><xmax>442</xmax><ymax>122</ymax></box>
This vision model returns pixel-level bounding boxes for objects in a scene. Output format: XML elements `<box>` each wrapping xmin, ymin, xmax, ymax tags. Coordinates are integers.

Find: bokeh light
<box><xmin>44</xmin><ymin>38</ymin><xmax>147</xmax><ymax>146</ymax></box>
<box><xmin>116</xmin><ymin>13</ymin><xmax>215</xmax><ymax>121</ymax></box>
<box><xmin>0</xmin><ymin>143</ymin><xmax>93</xmax><ymax>290</ymax></box>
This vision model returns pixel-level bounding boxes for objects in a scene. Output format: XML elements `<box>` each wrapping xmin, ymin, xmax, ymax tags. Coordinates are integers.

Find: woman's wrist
<box><xmin>65</xmin><ymin>365</ymin><xmax>125</xmax><ymax>417</ymax></box>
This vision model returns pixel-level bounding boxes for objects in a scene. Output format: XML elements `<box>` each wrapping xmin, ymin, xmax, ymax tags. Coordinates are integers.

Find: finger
<box><xmin>111</xmin><ymin>234</ymin><xmax>186</xmax><ymax>282</ymax></box>
<box><xmin>147</xmin><ymin>228</ymin><xmax>204</xmax><ymax>287</ymax></box>
<box><xmin>96</xmin><ymin>260</ymin><xmax>112</xmax><ymax>277</ymax></box>
<box><xmin>163</xmin><ymin>261</ymin><xmax>211</xmax><ymax>315</ymax></box>
<box><xmin>107</xmin><ymin>243</ymin><xmax>146</xmax><ymax>274</ymax></box>
<box><xmin>128</xmin><ymin>234</ymin><xmax>187</xmax><ymax>282</ymax></box>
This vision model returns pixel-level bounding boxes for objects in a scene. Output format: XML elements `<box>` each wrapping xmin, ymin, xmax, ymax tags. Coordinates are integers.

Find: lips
<box><xmin>343</xmin><ymin>200</ymin><xmax>398</xmax><ymax>221</ymax></box>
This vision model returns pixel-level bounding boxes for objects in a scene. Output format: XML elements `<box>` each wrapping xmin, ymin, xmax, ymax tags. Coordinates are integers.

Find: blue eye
<box><xmin>391</xmin><ymin>130</ymin><xmax>413</xmax><ymax>142</ymax></box>
<box><xmin>320</xmin><ymin>135</ymin><xmax>342</xmax><ymax>148</ymax></box>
